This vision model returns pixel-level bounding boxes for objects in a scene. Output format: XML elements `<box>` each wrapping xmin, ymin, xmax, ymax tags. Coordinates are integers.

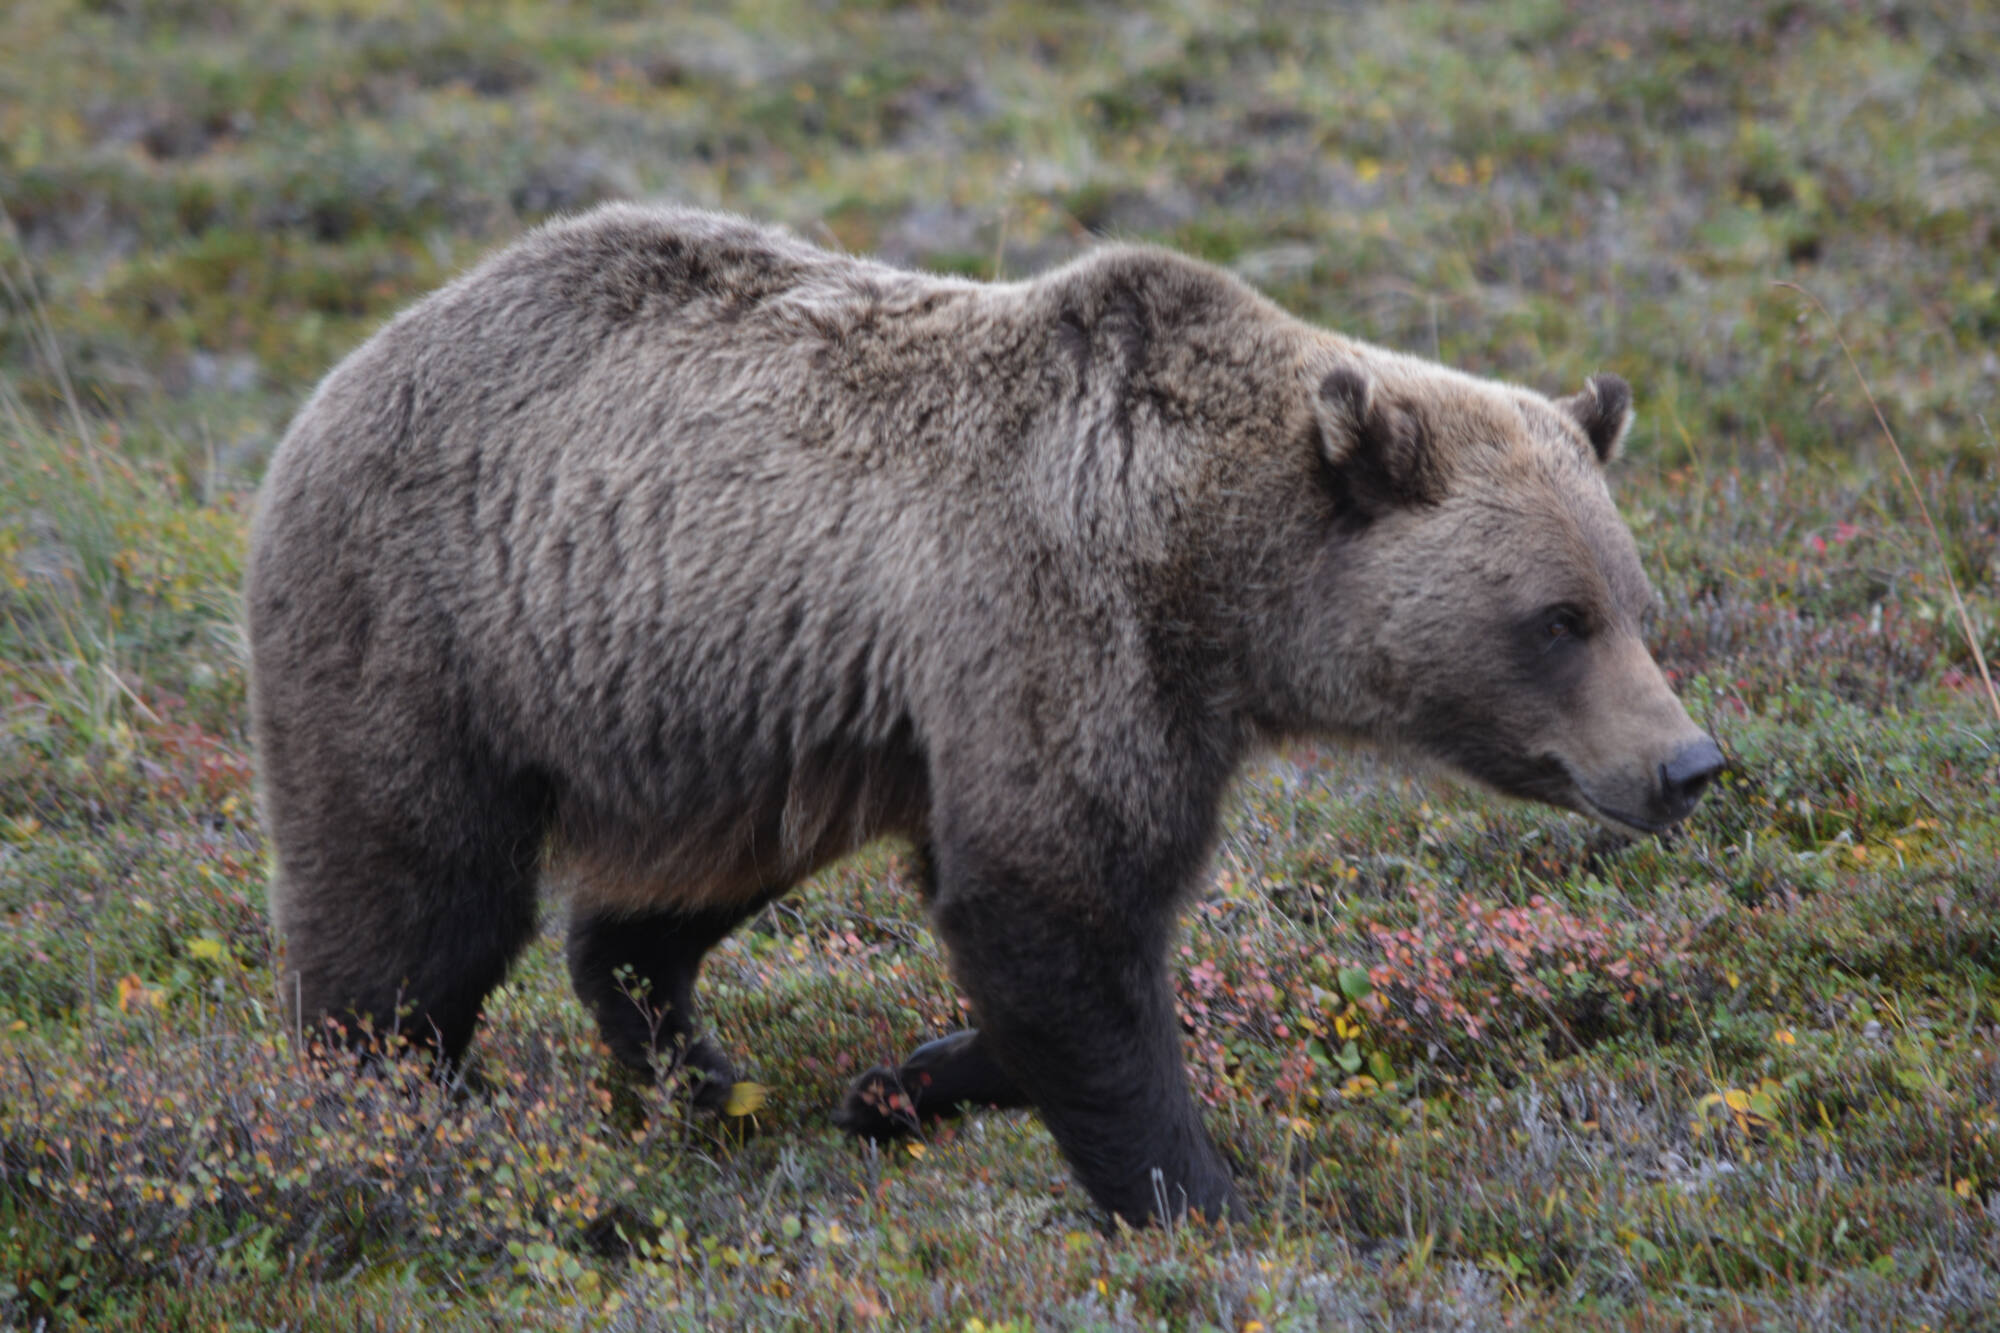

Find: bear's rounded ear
<box><xmin>1312</xmin><ymin>366</ymin><xmax>1445</xmax><ymax>517</ymax></box>
<box><xmin>1558</xmin><ymin>373</ymin><xmax>1633</xmax><ymax>465</ymax></box>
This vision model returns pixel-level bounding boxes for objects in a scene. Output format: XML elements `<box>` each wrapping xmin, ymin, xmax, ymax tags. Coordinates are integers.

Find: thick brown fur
<box><xmin>248</xmin><ymin>204</ymin><xmax>1719</xmax><ymax>1225</ymax></box>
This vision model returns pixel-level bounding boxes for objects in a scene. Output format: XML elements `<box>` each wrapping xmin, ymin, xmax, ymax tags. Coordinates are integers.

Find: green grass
<box><xmin>3</xmin><ymin>0</ymin><xmax>1998</xmax><ymax>1327</ymax></box>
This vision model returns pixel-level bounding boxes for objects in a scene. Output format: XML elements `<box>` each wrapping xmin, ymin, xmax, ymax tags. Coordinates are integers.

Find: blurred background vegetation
<box><xmin>2</xmin><ymin>1</ymin><xmax>1997</xmax><ymax>1328</ymax></box>
<box><xmin>6</xmin><ymin>0</ymin><xmax>1998</xmax><ymax>479</ymax></box>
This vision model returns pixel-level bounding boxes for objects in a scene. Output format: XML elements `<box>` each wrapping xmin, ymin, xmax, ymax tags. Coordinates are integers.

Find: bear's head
<box><xmin>1273</xmin><ymin>356</ymin><xmax>1722</xmax><ymax>835</ymax></box>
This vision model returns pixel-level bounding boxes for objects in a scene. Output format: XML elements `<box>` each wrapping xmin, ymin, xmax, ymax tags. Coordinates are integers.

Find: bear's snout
<box><xmin>1657</xmin><ymin>735</ymin><xmax>1725</xmax><ymax>822</ymax></box>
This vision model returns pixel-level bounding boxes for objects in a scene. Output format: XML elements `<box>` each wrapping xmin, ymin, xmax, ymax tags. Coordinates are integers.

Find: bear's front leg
<box><xmin>925</xmin><ymin>837</ymin><xmax>1240</xmax><ymax>1226</ymax></box>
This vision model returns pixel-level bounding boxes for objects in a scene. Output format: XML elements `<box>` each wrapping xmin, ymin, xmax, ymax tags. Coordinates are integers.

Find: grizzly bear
<box><xmin>247</xmin><ymin>203</ymin><xmax>1722</xmax><ymax>1225</ymax></box>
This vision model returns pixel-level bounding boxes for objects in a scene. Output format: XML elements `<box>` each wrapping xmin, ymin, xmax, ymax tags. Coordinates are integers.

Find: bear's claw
<box><xmin>834</xmin><ymin>1066</ymin><xmax>923</xmax><ymax>1143</ymax></box>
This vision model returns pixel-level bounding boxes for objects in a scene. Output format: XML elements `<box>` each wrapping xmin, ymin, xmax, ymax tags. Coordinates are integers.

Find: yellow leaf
<box><xmin>1774</xmin><ymin>1029</ymin><xmax>1796</xmax><ymax>1045</ymax></box>
<box><xmin>186</xmin><ymin>937</ymin><xmax>227</xmax><ymax>963</ymax></box>
<box><xmin>904</xmin><ymin>1141</ymin><xmax>926</xmax><ymax>1159</ymax></box>
<box><xmin>1723</xmin><ymin>1089</ymin><xmax>1751</xmax><ymax>1114</ymax></box>
<box><xmin>116</xmin><ymin>974</ymin><xmax>163</xmax><ymax>1013</ymax></box>
<box><xmin>722</xmin><ymin>1081</ymin><xmax>767</xmax><ymax>1117</ymax></box>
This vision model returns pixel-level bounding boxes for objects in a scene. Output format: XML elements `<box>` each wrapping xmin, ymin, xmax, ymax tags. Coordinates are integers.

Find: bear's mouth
<box><xmin>1430</xmin><ymin>746</ymin><xmax>1684</xmax><ymax>838</ymax></box>
<box><xmin>1547</xmin><ymin>760</ymin><xmax>1682</xmax><ymax>837</ymax></box>
<box><xmin>1576</xmin><ymin>795</ymin><xmax>1675</xmax><ymax>837</ymax></box>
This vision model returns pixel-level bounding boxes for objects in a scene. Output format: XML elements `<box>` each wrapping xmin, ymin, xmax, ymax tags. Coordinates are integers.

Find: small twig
<box><xmin>1776</xmin><ymin>280</ymin><xmax>2000</xmax><ymax>725</ymax></box>
<box><xmin>103</xmin><ymin>660</ymin><xmax>162</xmax><ymax>725</ymax></box>
<box><xmin>991</xmin><ymin>159</ymin><xmax>1024</xmax><ymax>282</ymax></box>
<box><xmin>1149</xmin><ymin>1166</ymin><xmax>1178</xmax><ymax>1254</ymax></box>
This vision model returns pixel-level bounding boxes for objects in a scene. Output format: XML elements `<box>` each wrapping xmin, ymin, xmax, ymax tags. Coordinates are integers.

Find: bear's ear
<box><xmin>1557</xmin><ymin>373</ymin><xmax>1633</xmax><ymax>464</ymax></box>
<box><xmin>1312</xmin><ymin>367</ymin><xmax>1446</xmax><ymax>518</ymax></box>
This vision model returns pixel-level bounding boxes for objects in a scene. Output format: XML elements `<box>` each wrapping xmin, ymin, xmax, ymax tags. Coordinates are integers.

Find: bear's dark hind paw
<box><xmin>675</xmin><ymin>1037</ymin><xmax>744</xmax><ymax>1113</ymax></box>
<box><xmin>835</xmin><ymin>1066</ymin><xmax>923</xmax><ymax>1143</ymax></box>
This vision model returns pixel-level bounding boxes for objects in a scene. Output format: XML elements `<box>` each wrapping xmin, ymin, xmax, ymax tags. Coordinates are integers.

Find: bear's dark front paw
<box><xmin>834</xmin><ymin>1066</ymin><xmax>922</xmax><ymax>1143</ymax></box>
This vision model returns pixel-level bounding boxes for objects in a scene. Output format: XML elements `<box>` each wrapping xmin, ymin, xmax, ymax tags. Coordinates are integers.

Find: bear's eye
<box><xmin>1541</xmin><ymin>606</ymin><xmax>1587</xmax><ymax>645</ymax></box>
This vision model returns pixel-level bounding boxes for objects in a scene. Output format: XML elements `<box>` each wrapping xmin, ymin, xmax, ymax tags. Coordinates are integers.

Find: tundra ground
<box><xmin>3</xmin><ymin>1</ymin><xmax>1997</xmax><ymax>1327</ymax></box>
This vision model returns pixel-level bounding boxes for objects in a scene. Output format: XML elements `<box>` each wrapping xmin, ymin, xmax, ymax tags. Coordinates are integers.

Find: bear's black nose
<box><xmin>1659</xmin><ymin>737</ymin><xmax>1725</xmax><ymax>819</ymax></box>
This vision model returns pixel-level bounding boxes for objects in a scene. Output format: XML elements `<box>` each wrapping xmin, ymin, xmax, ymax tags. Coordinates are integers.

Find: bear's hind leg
<box><xmin>567</xmin><ymin>896</ymin><xmax>774</xmax><ymax>1110</ymax></box>
<box><xmin>269</xmin><ymin>771</ymin><xmax>549</xmax><ymax>1074</ymax></box>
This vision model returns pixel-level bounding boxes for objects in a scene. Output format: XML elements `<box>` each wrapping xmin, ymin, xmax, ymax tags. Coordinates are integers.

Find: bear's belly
<box><xmin>547</xmin><ymin>743</ymin><xmax>929</xmax><ymax>916</ymax></box>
